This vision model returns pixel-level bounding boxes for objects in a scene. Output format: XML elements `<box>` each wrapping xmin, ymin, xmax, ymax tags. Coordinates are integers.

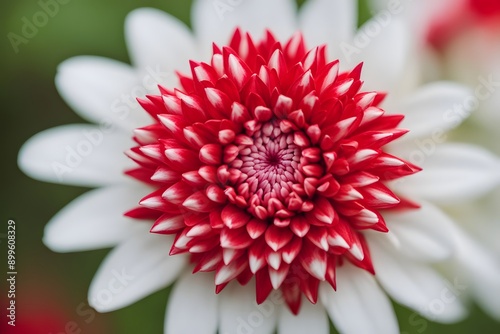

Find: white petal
<box><xmin>165</xmin><ymin>272</ymin><xmax>218</xmax><ymax>334</ymax></box>
<box><xmin>369</xmin><ymin>237</ymin><xmax>467</xmax><ymax>323</ymax></box>
<box><xmin>219</xmin><ymin>282</ymin><xmax>278</xmax><ymax>334</ymax></box>
<box><xmin>348</xmin><ymin>19</ymin><xmax>410</xmax><ymax>92</ymax></box>
<box><xmin>320</xmin><ymin>263</ymin><xmax>399</xmax><ymax>334</ymax></box>
<box><xmin>451</xmin><ymin>225</ymin><xmax>500</xmax><ymax>320</ymax></box>
<box><xmin>56</xmin><ymin>56</ymin><xmax>150</xmax><ymax>131</ymax></box>
<box><xmin>391</xmin><ymin>143</ymin><xmax>500</xmax><ymax>203</ymax></box>
<box><xmin>192</xmin><ymin>0</ymin><xmax>297</xmax><ymax>59</ymax></box>
<box><xmin>18</xmin><ymin>125</ymin><xmax>134</xmax><ymax>187</ymax></box>
<box><xmin>384</xmin><ymin>201</ymin><xmax>455</xmax><ymax>262</ymax></box>
<box><xmin>125</xmin><ymin>8</ymin><xmax>196</xmax><ymax>77</ymax></box>
<box><xmin>368</xmin><ymin>0</ymin><xmax>455</xmax><ymax>41</ymax></box>
<box><xmin>398</xmin><ymin>82</ymin><xmax>473</xmax><ymax>139</ymax></box>
<box><xmin>472</xmin><ymin>189</ymin><xmax>500</xmax><ymax>258</ymax></box>
<box><xmin>471</xmin><ymin>71</ymin><xmax>500</xmax><ymax>128</ymax></box>
<box><xmin>89</xmin><ymin>233</ymin><xmax>187</xmax><ymax>312</ymax></box>
<box><xmin>299</xmin><ymin>0</ymin><xmax>357</xmax><ymax>59</ymax></box>
<box><xmin>278</xmin><ymin>298</ymin><xmax>328</xmax><ymax>334</ymax></box>
<box><xmin>44</xmin><ymin>185</ymin><xmax>151</xmax><ymax>252</ymax></box>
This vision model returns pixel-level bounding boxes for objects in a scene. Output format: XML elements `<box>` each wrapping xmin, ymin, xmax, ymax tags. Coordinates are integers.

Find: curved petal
<box><xmin>398</xmin><ymin>82</ymin><xmax>473</xmax><ymax>139</ymax></box>
<box><xmin>192</xmin><ymin>0</ymin><xmax>297</xmax><ymax>58</ymax></box>
<box><xmin>391</xmin><ymin>143</ymin><xmax>500</xmax><ymax>204</ymax></box>
<box><xmin>56</xmin><ymin>56</ymin><xmax>150</xmax><ymax>131</ymax></box>
<box><xmin>89</xmin><ymin>233</ymin><xmax>187</xmax><ymax>312</ymax></box>
<box><xmin>475</xmin><ymin>189</ymin><xmax>500</xmax><ymax>258</ymax></box>
<box><xmin>384</xmin><ymin>201</ymin><xmax>456</xmax><ymax>262</ymax></box>
<box><xmin>451</xmin><ymin>225</ymin><xmax>500</xmax><ymax>320</ymax></box>
<box><xmin>125</xmin><ymin>8</ymin><xmax>197</xmax><ymax>77</ymax></box>
<box><xmin>369</xmin><ymin>237</ymin><xmax>467</xmax><ymax>323</ymax></box>
<box><xmin>219</xmin><ymin>282</ymin><xmax>278</xmax><ymax>334</ymax></box>
<box><xmin>18</xmin><ymin>124</ymin><xmax>134</xmax><ymax>187</ymax></box>
<box><xmin>473</xmin><ymin>69</ymin><xmax>500</xmax><ymax>128</ymax></box>
<box><xmin>348</xmin><ymin>19</ymin><xmax>410</xmax><ymax>92</ymax></box>
<box><xmin>368</xmin><ymin>0</ymin><xmax>456</xmax><ymax>41</ymax></box>
<box><xmin>278</xmin><ymin>298</ymin><xmax>328</xmax><ymax>334</ymax></box>
<box><xmin>299</xmin><ymin>0</ymin><xmax>357</xmax><ymax>59</ymax></box>
<box><xmin>165</xmin><ymin>271</ymin><xmax>218</xmax><ymax>334</ymax></box>
<box><xmin>44</xmin><ymin>185</ymin><xmax>152</xmax><ymax>252</ymax></box>
<box><xmin>320</xmin><ymin>264</ymin><xmax>399</xmax><ymax>334</ymax></box>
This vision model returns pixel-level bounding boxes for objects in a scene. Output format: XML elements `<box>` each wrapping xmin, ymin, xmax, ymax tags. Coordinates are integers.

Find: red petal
<box><xmin>215</xmin><ymin>256</ymin><xmax>248</xmax><ymax>285</ymax></box>
<box><xmin>150</xmin><ymin>214</ymin><xmax>185</xmax><ymax>234</ymax></box>
<box><xmin>183</xmin><ymin>191</ymin><xmax>219</xmax><ymax>212</ymax></box>
<box><xmin>221</xmin><ymin>205</ymin><xmax>251</xmax><ymax>229</ymax></box>
<box><xmin>255</xmin><ymin>268</ymin><xmax>273</xmax><ymax>304</ymax></box>
<box><xmin>199</xmin><ymin>143</ymin><xmax>223</xmax><ymax>165</ymax></box>
<box><xmin>220</xmin><ymin>227</ymin><xmax>253</xmax><ymax>249</ymax></box>
<box><xmin>246</xmin><ymin>218</ymin><xmax>267</xmax><ymax>239</ymax></box>
<box><xmin>265</xmin><ymin>225</ymin><xmax>293</xmax><ymax>252</ymax></box>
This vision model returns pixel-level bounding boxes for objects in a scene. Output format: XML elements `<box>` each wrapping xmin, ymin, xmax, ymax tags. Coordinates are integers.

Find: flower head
<box><xmin>19</xmin><ymin>1</ymin><xmax>500</xmax><ymax>333</ymax></box>
<box><xmin>127</xmin><ymin>28</ymin><xmax>420</xmax><ymax>313</ymax></box>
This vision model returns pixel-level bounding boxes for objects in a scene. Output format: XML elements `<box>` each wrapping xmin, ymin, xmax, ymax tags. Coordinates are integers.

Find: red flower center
<box><xmin>228</xmin><ymin>118</ymin><xmax>303</xmax><ymax>214</ymax></box>
<box><xmin>125</xmin><ymin>29</ymin><xmax>420</xmax><ymax>314</ymax></box>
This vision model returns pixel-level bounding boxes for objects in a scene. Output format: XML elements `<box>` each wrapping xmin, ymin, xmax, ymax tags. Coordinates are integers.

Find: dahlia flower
<box><xmin>370</xmin><ymin>0</ymin><xmax>500</xmax><ymax>320</ymax></box>
<box><xmin>19</xmin><ymin>0</ymin><xmax>500</xmax><ymax>333</ymax></box>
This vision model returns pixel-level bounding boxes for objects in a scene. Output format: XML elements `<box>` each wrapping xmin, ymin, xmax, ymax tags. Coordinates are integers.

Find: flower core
<box><xmin>125</xmin><ymin>29</ymin><xmax>420</xmax><ymax>314</ymax></box>
<box><xmin>227</xmin><ymin>118</ymin><xmax>304</xmax><ymax>218</ymax></box>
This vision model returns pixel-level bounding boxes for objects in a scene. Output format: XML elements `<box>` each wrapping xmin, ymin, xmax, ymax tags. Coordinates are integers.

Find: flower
<box><xmin>129</xmin><ymin>27</ymin><xmax>421</xmax><ymax>315</ymax></box>
<box><xmin>19</xmin><ymin>0</ymin><xmax>500</xmax><ymax>333</ymax></box>
<box><xmin>370</xmin><ymin>0</ymin><xmax>500</xmax><ymax>321</ymax></box>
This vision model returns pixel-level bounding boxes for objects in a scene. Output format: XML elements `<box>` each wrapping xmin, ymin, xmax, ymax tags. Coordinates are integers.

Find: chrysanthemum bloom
<box><xmin>128</xmin><ymin>27</ymin><xmax>421</xmax><ymax>315</ymax></box>
<box><xmin>19</xmin><ymin>0</ymin><xmax>500</xmax><ymax>333</ymax></box>
<box><xmin>370</xmin><ymin>0</ymin><xmax>500</xmax><ymax>320</ymax></box>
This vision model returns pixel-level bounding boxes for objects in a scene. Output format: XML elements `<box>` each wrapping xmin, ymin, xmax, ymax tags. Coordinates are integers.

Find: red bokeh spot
<box><xmin>468</xmin><ymin>0</ymin><xmax>500</xmax><ymax>18</ymax></box>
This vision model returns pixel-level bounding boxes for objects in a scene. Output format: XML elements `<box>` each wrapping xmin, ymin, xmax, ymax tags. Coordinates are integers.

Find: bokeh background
<box><xmin>1</xmin><ymin>0</ymin><xmax>499</xmax><ymax>333</ymax></box>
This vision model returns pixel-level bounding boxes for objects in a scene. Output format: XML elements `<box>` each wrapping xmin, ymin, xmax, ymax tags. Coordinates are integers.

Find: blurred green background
<box><xmin>0</xmin><ymin>0</ymin><xmax>499</xmax><ymax>333</ymax></box>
